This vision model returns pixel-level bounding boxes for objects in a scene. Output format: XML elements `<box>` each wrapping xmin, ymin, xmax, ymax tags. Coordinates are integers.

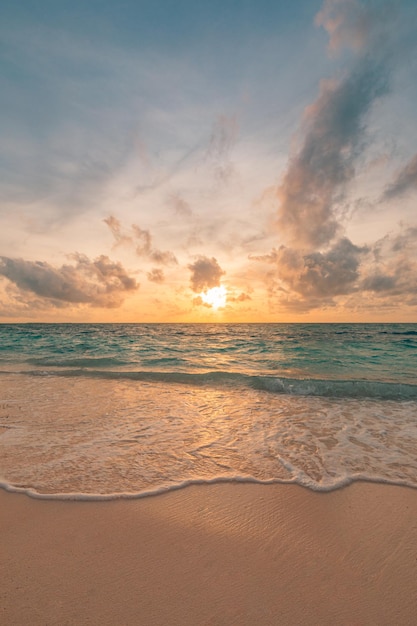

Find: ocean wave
<box><xmin>20</xmin><ymin>368</ymin><xmax>417</xmax><ymax>400</ymax></box>
<box><xmin>25</xmin><ymin>357</ymin><xmax>131</xmax><ymax>368</ymax></box>
<box><xmin>2</xmin><ymin>368</ymin><xmax>416</xmax><ymax>500</ymax></box>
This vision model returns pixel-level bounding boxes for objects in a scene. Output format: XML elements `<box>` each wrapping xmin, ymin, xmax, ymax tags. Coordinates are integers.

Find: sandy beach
<box><xmin>1</xmin><ymin>482</ymin><xmax>416</xmax><ymax>625</ymax></box>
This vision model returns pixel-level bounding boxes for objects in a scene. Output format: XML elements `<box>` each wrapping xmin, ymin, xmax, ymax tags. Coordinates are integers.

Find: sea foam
<box><xmin>1</xmin><ymin>373</ymin><xmax>416</xmax><ymax>499</ymax></box>
<box><xmin>1</xmin><ymin>323</ymin><xmax>416</xmax><ymax>499</ymax></box>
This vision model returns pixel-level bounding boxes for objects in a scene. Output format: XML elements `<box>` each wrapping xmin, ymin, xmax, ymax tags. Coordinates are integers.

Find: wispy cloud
<box><xmin>277</xmin><ymin>64</ymin><xmax>388</xmax><ymax>248</ymax></box>
<box><xmin>104</xmin><ymin>216</ymin><xmax>178</xmax><ymax>265</ymax></box>
<box><xmin>103</xmin><ymin>216</ymin><xmax>133</xmax><ymax>247</ymax></box>
<box><xmin>382</xmin><ymin>153</ymin><xmax>417</xmax><ymax>200</ymax></box>
<box><xmin>277</xmin><ymin>0</ymin><xmax>392</xmax><ymax>249</ymax></box>
<box><xmin>167</xmin><ymin>192</ymin><xmax>193</xmax><ymax>217</ymax></box>
<box><xmin>362</xmin><ymin>226</ymin><xmax>417</xmax><ymax>299</ymax></box>
<box><xmin>315</xmin><ymin>0</ymin><xmax>393</xmax><ymax>54</ymax></box>
<box><xmin>250</xmin><ymin>0</ymin><xmax>416</xmax><ymax>314</ymax></box>
<box><xmin>1</xmin><ymin>0</ymin><xmax>416</xmax><ymax>321</ymax></box>
<box><xmin>204</xmin><ymin>115</ymin><xmax>239</xmax><ymax>183</ymax></box>
<box><xmin>0</xmin><ymin>21</ymin><xmax>214</xmax><ymax>229</ymax></box>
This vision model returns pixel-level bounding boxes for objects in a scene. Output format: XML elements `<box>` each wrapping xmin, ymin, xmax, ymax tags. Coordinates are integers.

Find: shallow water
<box><xmin>0</xmin><ymin>323</ymin><xmax>416</xmax><ymax>498</ymax></box>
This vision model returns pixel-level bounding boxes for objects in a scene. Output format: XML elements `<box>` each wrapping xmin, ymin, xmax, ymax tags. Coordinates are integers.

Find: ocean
<box><xmin>0</xmin><ymin>323</ymin><xmax>416</xmax><ymax>499</ymax></box>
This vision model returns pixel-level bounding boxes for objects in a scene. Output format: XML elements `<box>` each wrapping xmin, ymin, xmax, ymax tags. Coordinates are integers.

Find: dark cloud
<box><xmin>0</xmin><ymin>254</ymin><xmax>138</xmax><ymax>308</ymax></box>
<box><xmin>390</xmin><ymin>226</ymin><xmax>417</xmax><ymax>252</ymax></box>
<box><xmin>361</xmin><ymin>273</ymin><xmax>397</xmax><ymax>292</ymax></box>
<box><xmin>361</xmin><ymin>226</ymin><xmax>417</xmax><ymax>297</ymax></box>
<box><xmin>277</xmin><ymin>0</ymin><xmax>392</xmax><ymax>249</ymax></box>
<box><xmin>104</xmin><ymin>217</ymin><xmax>178</xmax><ymax>265</ymax></box>
<box><xmin>0</xmin><ymin>280</ymin><xmax>70</xmax><ymax>317</ymax></box>
<box><xmin>147</xmin><ymin>268</ymin><xmax>165</xmax><ymax>283</ymax></box>
<box><xmin>251</xmin><ymin>0</ymin><xmax>409</xmax><ymax>314</ymax></box>
<box><xmin>277</xmin><ymin>62</ymin><xmax>388</xmax><ymax>249</ymax></box>
<box><xmin>382</xmin><ymin>154</ymin><xmax>417</xmax><ymax>200</ymax></box>
<box><xmin>275</xmin><ymin>238</ymin><xmax>366</xmax><ymax>299</ymax></box>
<box><xmin>253</xmin><ymin>225</ymin><xmax>417</xmax><ymax>311</ymax></box>
<box><xmin>188</xmin><ymin>256</ymin><xmax>225</xmax><ymax>293</ymax></box>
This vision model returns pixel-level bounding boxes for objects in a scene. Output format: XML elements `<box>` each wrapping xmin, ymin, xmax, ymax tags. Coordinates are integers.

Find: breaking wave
<box><xmin>14</xmin><ymin>368</ymin><xmax>417</xmax><ymax>401</ymax></box>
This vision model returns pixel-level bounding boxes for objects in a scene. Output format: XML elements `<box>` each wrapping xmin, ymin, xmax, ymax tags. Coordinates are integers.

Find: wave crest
<box><xmin>20</xmin><ymin>368</ymin><xmax>417</xmax><ymax>400</ymax></box>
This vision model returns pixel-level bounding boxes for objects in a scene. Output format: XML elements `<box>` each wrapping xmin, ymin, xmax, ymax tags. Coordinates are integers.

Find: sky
<box><xmin>1</xmin><ymin>0</ymin><xmax>417</xmax><ymax>323</ymax></box>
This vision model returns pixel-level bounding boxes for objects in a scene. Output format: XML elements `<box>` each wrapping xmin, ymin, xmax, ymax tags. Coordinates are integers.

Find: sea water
<box><xmin>0</xmin><ymin>323</ymin><xmax>416</xmax><ymax>499</ymax></box>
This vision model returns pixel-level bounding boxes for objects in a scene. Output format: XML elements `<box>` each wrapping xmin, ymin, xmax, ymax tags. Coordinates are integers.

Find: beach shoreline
<box><xmin>1</xmin><ymin>482</ymin><xmax>416</xmax><ymax>625</ymax></box>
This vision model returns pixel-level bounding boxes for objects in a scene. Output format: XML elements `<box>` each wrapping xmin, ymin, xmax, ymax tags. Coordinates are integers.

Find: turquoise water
<box><xmin>1</xmin><ymin>323</ymin><xmax>417</xmax><ymax>393</ymax></box>
<box><xmin>0</xmin><ymin>323</ymin><xmax>416</xmax><ymax>498</ymax></box>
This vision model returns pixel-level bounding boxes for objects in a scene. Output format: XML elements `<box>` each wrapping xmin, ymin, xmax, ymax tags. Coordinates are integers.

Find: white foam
<box><xmin>1</xmin><ymin>473</ymin><xmax>417</xmax><ymax>502</ymax></box>
<box><xmin>1</xmin><ymin>374</ymin><xmax>417</xmax><ymax>499</ymax></box>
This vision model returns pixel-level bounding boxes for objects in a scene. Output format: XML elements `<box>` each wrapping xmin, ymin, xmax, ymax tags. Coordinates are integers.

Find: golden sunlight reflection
<box><xmin>200</xmin><ymin>285</ymin><xmax>227</xmax><ymax>309</ymax></box>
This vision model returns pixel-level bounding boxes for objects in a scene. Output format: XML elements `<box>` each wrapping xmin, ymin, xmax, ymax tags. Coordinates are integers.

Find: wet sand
<box><xmin>1</xmin><ymin>482</ymin><xmax>417</xmax><ymax>625</ymax></box>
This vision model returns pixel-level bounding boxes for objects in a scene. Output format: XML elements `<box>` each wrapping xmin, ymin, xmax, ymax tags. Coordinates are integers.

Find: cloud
<box><xmin>205</xmin><ymin>115</ymin><xmax>238</xmax><ymax>183</ymax></box>
<box><xmin>276</xmin><ymin>0</ymin><xmax>392</xmax><ymax>250</ymax></box>
<box><xmin>0</xmin><ymin>21</ymin><xmax>213</xmax><ymax>229</ymax></box>
<box><xmin>131</xmin><ymin>225</ymin><xmax>153</xmax><ymax>256</ymax></box>
<box><xmin>0</xmin><ymin>281</ymin><xmax>71</xmax><ymax>318</ymax></box>
<box><xmin>361</xmin><ymin>226</ymin><xmax>417</xmax><ymax>297</ymax></box>
<box><xmin>104</xmin><ymin>216</ymin><xmax>178</xmax><ymax>265</ymax></box>
<box><xmin>228</xmin><ymin>292</ymin><xmax>252</xmax><ymax>303</ymax></box>
<box><xmin>240</xmin><ymin>0</ymin><xmax>417</xmax><ymax>316</ymax></box>
<box><xmin>253</xmin><ymin>225</ymin><xmax>417</xmax><ymax>312</ymax></box>
<box><xmin>276</xmin><ymin>237</ymin><xmax>365</xmax><ymax>299</ymax></box>
<box><xmin>315</xmin><ymin>0</ymin><xmax>393</xmax><ymax>54</ymax></box>
<box><xmin>382</xmin><ymin>154</ymin><xmax>417</xmax><ymax>200</ymax></box>
<box><xmin>147</xmin><ymin>268</ymin><xmax>165</xmax><ymax>283</ymax></box>
<box><xmin>188</xmin><ymin>256</ymin><xmax>225</xmax><ymax>293</ymax></box>
<box><xmin>103</xmin><ymin>216</ymin><xmax>133</xmax><ymax>247</ymax></box>
<box><xmin>277</xmin><ymin>63</ymin><xmax>388</xmax><ymax>249</ymax></box>
<box><xmin>167</xmin><ymin>192</ymin><xmax>193</xmax><ymax>217</ymax></box>
<box><xmin>0</xmin><ymin>254</ymin><xmax>138</xmax><ymax>308</ymax></box>
<box><xmin>147</xmin><ymin>249</ymin><xmax>178</xmax><ymax>265</ymax></box>
<box><xmin>192</xmin><ymin>295</ymin><xmax>211</xmax><ymax>308</ymax></box>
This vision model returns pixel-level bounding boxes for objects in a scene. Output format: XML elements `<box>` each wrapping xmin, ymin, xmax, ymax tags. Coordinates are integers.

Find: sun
<box><xmin>200</xmin><ymin>285</ymin><xmax>227</xmax><ymax>309</ymax></box>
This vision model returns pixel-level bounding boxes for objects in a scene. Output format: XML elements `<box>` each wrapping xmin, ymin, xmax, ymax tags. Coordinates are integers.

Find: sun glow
<box><xmin>200</xmin><ymin>285</ymin><xmax>227</xmax><ymax>309</ymax></box>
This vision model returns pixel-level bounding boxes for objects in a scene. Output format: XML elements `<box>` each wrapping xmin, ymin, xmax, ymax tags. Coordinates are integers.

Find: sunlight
<box><xmin>200</xmin><ymin>285</ymin><xmax>227</xmax><ymax>309</ymax></box>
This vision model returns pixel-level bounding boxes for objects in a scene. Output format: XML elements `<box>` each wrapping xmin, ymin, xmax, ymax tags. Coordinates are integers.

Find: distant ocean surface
<box><xmin>1</xmin><ymin>323</ymin><xmax>416</xmax><ymax>499</ymax></box>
